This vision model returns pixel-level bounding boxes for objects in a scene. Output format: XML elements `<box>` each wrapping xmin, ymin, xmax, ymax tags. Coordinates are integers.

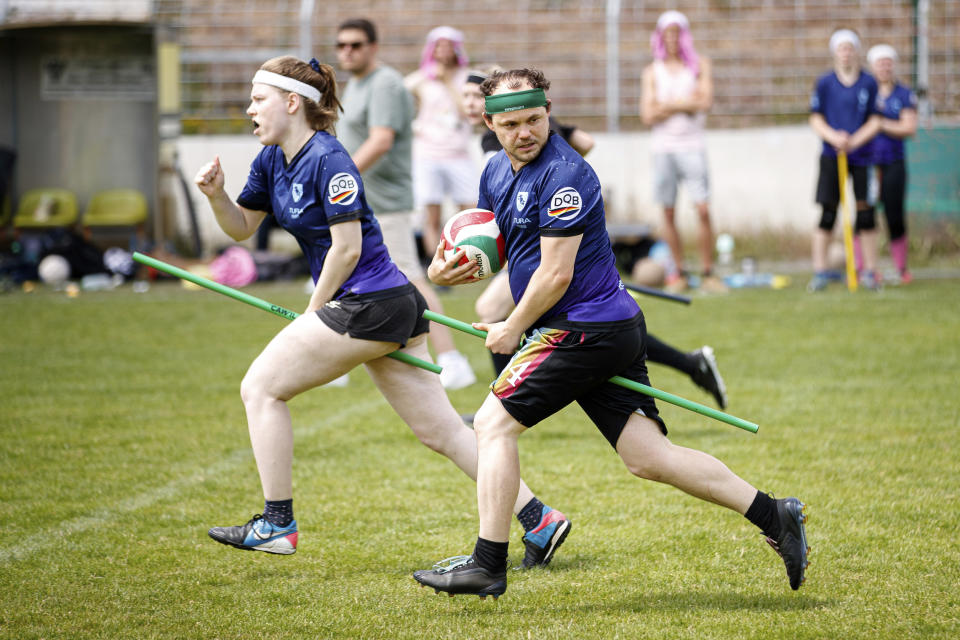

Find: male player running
<box><xmin>414</xmin><ymin>69</ymin><xmax>809</xmax><ymax>599</ymax></box>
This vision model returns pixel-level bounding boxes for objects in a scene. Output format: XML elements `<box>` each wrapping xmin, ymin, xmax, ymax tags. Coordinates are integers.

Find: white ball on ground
<box><xmin>38</xmin><ymin>254</ymin><xmax>70</xmax><ymax>286</ymax></box>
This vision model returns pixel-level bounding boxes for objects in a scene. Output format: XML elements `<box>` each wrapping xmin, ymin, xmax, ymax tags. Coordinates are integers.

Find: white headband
<box><xmin>657</xmin><ymin>10</ymin><xmax>689</xmax><ymax>31</ymax></box>
<box><xmin>867</xmin><ymin>44</ymin><xmax>898</xmax><ymax>66</ymax></box>
<box><xmin>829</xmin><ymin>29</ymin><xmax>861</xmax><ymax>54</ymax></box>
<box><xmin>252</xmin><ymin>70</ymin><xmax>321</xmax><ymax>103</ymax></box>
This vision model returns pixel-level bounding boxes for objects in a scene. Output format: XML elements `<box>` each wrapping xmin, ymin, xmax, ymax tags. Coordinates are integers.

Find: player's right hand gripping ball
<box><xmin>441</xmin><ymin>208</ymin><xmax>506</xmax><ymax>281</ymax></box>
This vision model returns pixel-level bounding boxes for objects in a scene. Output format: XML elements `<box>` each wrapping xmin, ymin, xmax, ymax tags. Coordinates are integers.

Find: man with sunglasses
<box><xmin>335</xmin><ymin>18</ymin><xmax>477</xmax><ymax>390</ymax></box>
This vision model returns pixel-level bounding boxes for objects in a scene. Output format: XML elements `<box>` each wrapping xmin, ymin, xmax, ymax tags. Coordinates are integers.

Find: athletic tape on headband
<box><xmin>484</xmin><ymin>88</ymin><xmax>547</xmax><ymax>115</ymax></box>
<box><xmin>252</xmin><ymin>70</ymin><xmax>321</xmax><ymax>103</ymax></box>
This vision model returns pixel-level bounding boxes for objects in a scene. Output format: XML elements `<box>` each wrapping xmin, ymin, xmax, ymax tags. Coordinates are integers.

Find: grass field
<box><xmin>2</xmin><ymin>275</ymin><xmax>959</xmax><ymax>639</ymax></box>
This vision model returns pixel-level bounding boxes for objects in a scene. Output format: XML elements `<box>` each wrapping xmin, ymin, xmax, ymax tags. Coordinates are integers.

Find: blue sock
<box><xmin>263</xmin><ymin>499</ymin><xmax>293</xmax><ymax>527</ymax></box>
<box><xmin>517</xmin><ymin>497</ymin><xmax>545</xmax><ymax>533</ymax></box>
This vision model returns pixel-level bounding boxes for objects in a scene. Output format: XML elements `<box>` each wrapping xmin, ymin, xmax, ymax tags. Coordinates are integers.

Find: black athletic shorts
<box><xmin>316</xmin><ymin>283</ymin><xmax>429</xmax><ymax>346</ymax></box>
<box><xmin>816</xmin><ymin>153</ymin><xmax>869</xmax><ymax>208</ymax></box>
<box><xmin>491</xmin><ymin>313</ymin><xmax>666</xmax><ymax>449</ymax></box>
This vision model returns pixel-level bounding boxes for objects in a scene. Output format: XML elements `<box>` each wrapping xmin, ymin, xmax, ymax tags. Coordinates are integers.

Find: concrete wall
<box><xmin>174</xmin><ymin>124</ymin><xmax>959</xmax><ymax>254</ymax></box>
<box><xmin>589</xmin><ymin>126</ymin><xmax>821</xmax><ymax>234</ymax></box>
<box><xmin>176</xmin><ymin>126</ymin><xmax>824</xmax><ymax>253</ymax></box>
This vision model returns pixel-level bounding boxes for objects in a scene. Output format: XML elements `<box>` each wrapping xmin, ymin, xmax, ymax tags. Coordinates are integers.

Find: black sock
<box><xmin>517</xmin><ymin>497</ymin><xmax>546</xmax><ymax>533</ymax></box>
<box><xmin>647</xmin><ymin>333</ymin><xmax>695</xmax><ymax>376</ymax></box>
<box><xmin>473</xmin><ymin>537</ymin><xmax>509</xmax><ymax>573</ymax></box>
<box><xmin>744</xmin><ymin>491</ymin><xmax>778</xmax><ymax>537</ymax></box>
<box><xmin>263</xmin><ymin>499</ymin><xmax>293</xmax><ymax>527</ymax></box>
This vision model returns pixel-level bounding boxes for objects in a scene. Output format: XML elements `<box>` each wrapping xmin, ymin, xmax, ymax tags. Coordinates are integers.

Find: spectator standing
<box><xmin>867</xmin><ymin>44</ymin><xmax>918</xmax><ymax>285</ymax></box>
<box><xmin>336</xmin><ymin>18</ymin><xmax>475</xmax><ymax>389</ymax></box>
<box><xmin>405</xmin><ymin>26</ymin><xmax>479</xmax><ymax>258</ymax></box>
<box><xmin>640</xmin><ymin>11</ymin><xmax>726</xmax><ymax>294</ymax></box>
<box><xmin>807</xmin><ymin>29</ymin><xmax>882</xmax><ymax>291</ymax></box>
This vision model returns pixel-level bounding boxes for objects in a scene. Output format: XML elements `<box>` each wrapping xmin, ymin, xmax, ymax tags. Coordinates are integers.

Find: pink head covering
<box><xmin>650</xmin><ymin>10</ymin><xmax>700</xmax><ymax>76</ymax></box>
<box><xmin>419</xmin><ymin>26</ymin><xmax>469</xmax><ymax>80</ymax></box>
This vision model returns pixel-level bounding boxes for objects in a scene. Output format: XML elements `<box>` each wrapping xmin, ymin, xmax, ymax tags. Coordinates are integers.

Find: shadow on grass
<box><xmin>415</xmin><ymin>587</ymin><xmax>831</xmax><ymax>619</ymax></box>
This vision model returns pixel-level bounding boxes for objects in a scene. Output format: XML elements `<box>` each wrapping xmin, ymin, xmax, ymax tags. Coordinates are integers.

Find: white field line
<box><xmin>0</xmin><ymin>398</ymin><xmax>385</xmax><ymax>565</ymax></box>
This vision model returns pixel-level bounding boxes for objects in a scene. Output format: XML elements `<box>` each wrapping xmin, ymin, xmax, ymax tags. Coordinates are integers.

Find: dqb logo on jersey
<box><xmin>548</xmin><ymin>187</ymin><xmax>582</xmax><ymax>221</ymax></box>
<box><xmin>515</xmin><ymin>191</ymin><xmax>529</xmax><ymax>212</ymax></box>
<box><xmin>291</xmin><ymin>182</ymin><xmax>303</xmax><ymax>203</ymax></box>
<box><xmin>327</xmin><ymin>172</ymin><xmax>358</xmax><ymax>206</ymax></box>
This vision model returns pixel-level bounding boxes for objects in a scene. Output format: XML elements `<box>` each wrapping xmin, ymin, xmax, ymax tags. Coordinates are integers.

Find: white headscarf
<box><xmin>656</xmin><ymin>10</ymin><xmax>689</xmax><ymax>32</ymax></box>
<box><xmin>829</xmin><ymin>29</ymin><xmax>861</xmax><ymax>54</ymax></box>
<box><xmin>867</xmin><ymin>44</ymin><xmax>898</xmax><ymax>66</ymax></box>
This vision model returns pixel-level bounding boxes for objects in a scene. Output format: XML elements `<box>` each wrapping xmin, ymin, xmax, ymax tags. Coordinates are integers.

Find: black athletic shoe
<box><xmin>413</xmin><ymin>555</ymin><xmax>507</xmax><ymax>599</ymax></box>
<box><xmin>764</xmin><ymin>497</ymin><xmax>810</xmax><ymax>590</ymax></box>
<box><xmin>690</xmin><ymin>346</ymin><xmax>728</xmax><ymax>409</ymax></box>
<box><xmin>520</xmin><ymin>506</ymin><xmax>571</xmax><ymax>569</ymax></box>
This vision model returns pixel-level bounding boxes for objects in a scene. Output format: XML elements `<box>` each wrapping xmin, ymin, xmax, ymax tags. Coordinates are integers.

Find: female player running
<box><xmin>194</xmin><ymin>56</ymin><xmax>568</xmax><ymax>563</ymax></box>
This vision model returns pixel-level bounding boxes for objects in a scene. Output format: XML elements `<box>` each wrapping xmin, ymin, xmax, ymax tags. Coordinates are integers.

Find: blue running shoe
<box><xmin>860</xmin><ymin>270</ymin><xmax>883</xmax><ymax>291</ymax></box>
<box><xmin>807</xmin><ymin>273</ymin><xmax>829</xmax><ymax>292</ymax></box>
<box><xmin>208</xmin><ymin>514</ymin><xmax>298</xmax><ymax>555</ymax></box>
<box><xmin>521</xmin><ymin>507</ymin><xmax>571</xmax><ymax>568</ymax></box>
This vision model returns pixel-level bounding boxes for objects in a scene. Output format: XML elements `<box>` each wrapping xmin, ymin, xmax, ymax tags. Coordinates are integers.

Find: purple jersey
<box><xmin>237</xmin><ymin>131</ymin><xmax>407</xmax><ymax>296</ymax></box>
<box><xmin>872</xmin><ymin>83</ymin><xmax>917</xmax><ymax>164</ymax></box>
<box><xmin>478</xmin><ymin>133</ymin><xmax>639</xmax><ymax>330</ymax></box>
<box><xmin>810</xmin><ymin>70</ymin><xmax>878</xmax><ymax>166</ymax></box>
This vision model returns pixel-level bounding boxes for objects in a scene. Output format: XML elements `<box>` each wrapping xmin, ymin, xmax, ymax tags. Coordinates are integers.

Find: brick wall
<box><xmin>155</xmin><ymin>0</ymin><xmax>960</xmax><ymax>131</ymax></box>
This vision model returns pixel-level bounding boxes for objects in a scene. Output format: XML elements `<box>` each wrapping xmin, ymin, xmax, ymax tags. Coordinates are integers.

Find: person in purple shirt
<box><xmin>868</xmin><ymin>44</ymin><xmax>918</xmax><ymax>285</ymax></box>
<box><xmin>808</xmin><ymin>29</ymin><xmax>883</xmax><ymax>291</ymax></box>
<box><xmin>194</xmin><ymin>56</ymin><xmax>564</xmax><ymax>560</ymax></box>
<box><xmin>415</xmin><ymin>68</ymin><xmax>809</xmax><ymax>599</ymax></box>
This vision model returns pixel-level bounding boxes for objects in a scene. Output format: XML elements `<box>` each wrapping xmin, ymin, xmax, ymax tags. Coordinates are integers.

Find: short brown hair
<box><xmin>259</xmin><ymin>56</ymin><xmax>342</xmax><ymax>134</ymax></box>
<box><xmin>480</xmin><ymin>68</ymin><xmax>550</xmax><ymax>97</ymax></box>
<box><xmin>338</xmin><ymin>18</ymin><xmax>377</xmax><ymax>43</ymax></box>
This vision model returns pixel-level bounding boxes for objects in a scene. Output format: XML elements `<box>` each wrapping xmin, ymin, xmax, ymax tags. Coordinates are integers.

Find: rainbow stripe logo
<box><xmin>327</xmin><ymin>172</ymin><xmax>359</xmax><ymax>206</ymax></box>
<box><xmin>548</xmin><ymin>187</ymin><xmax>582</xmax><ymax>221</ymax></box>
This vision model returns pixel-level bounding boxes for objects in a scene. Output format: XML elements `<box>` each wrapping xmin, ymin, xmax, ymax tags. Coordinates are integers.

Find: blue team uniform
<box><xmin>480</xmin><ymin>132</ymin><xmax>663</xmax><ymax>445</ymax></box>
<box><xmin>237</xmin><ymin>131</ymin><xmax>408</xmax><ymax>296</ymax></box>
<box><xmin>873</xmin><ymin>83</ymin><xmax>917</xmax><ymax>164</ymax></box>
<box><xmin>478</xmin><ymin>133</ymin><xmax>639</xmax><ymax>330</ymax></box>
<box><xmin>810</xmin><ymin>70</ymin><xmax>878</xmax><ymax>166</ymax></box>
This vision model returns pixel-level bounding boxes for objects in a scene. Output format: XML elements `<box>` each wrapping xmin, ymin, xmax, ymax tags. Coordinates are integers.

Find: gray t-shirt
<box><xmin>339</xmin><ymin>65</ymin><xmax>414</xmax><ymax>214</ymax></box>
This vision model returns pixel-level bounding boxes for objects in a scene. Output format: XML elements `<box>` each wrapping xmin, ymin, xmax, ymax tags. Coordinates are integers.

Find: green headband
<box><xmin>484</xmin><ymin>88</ymin><xmax>547</xmax><ymax>115</ymax></box>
